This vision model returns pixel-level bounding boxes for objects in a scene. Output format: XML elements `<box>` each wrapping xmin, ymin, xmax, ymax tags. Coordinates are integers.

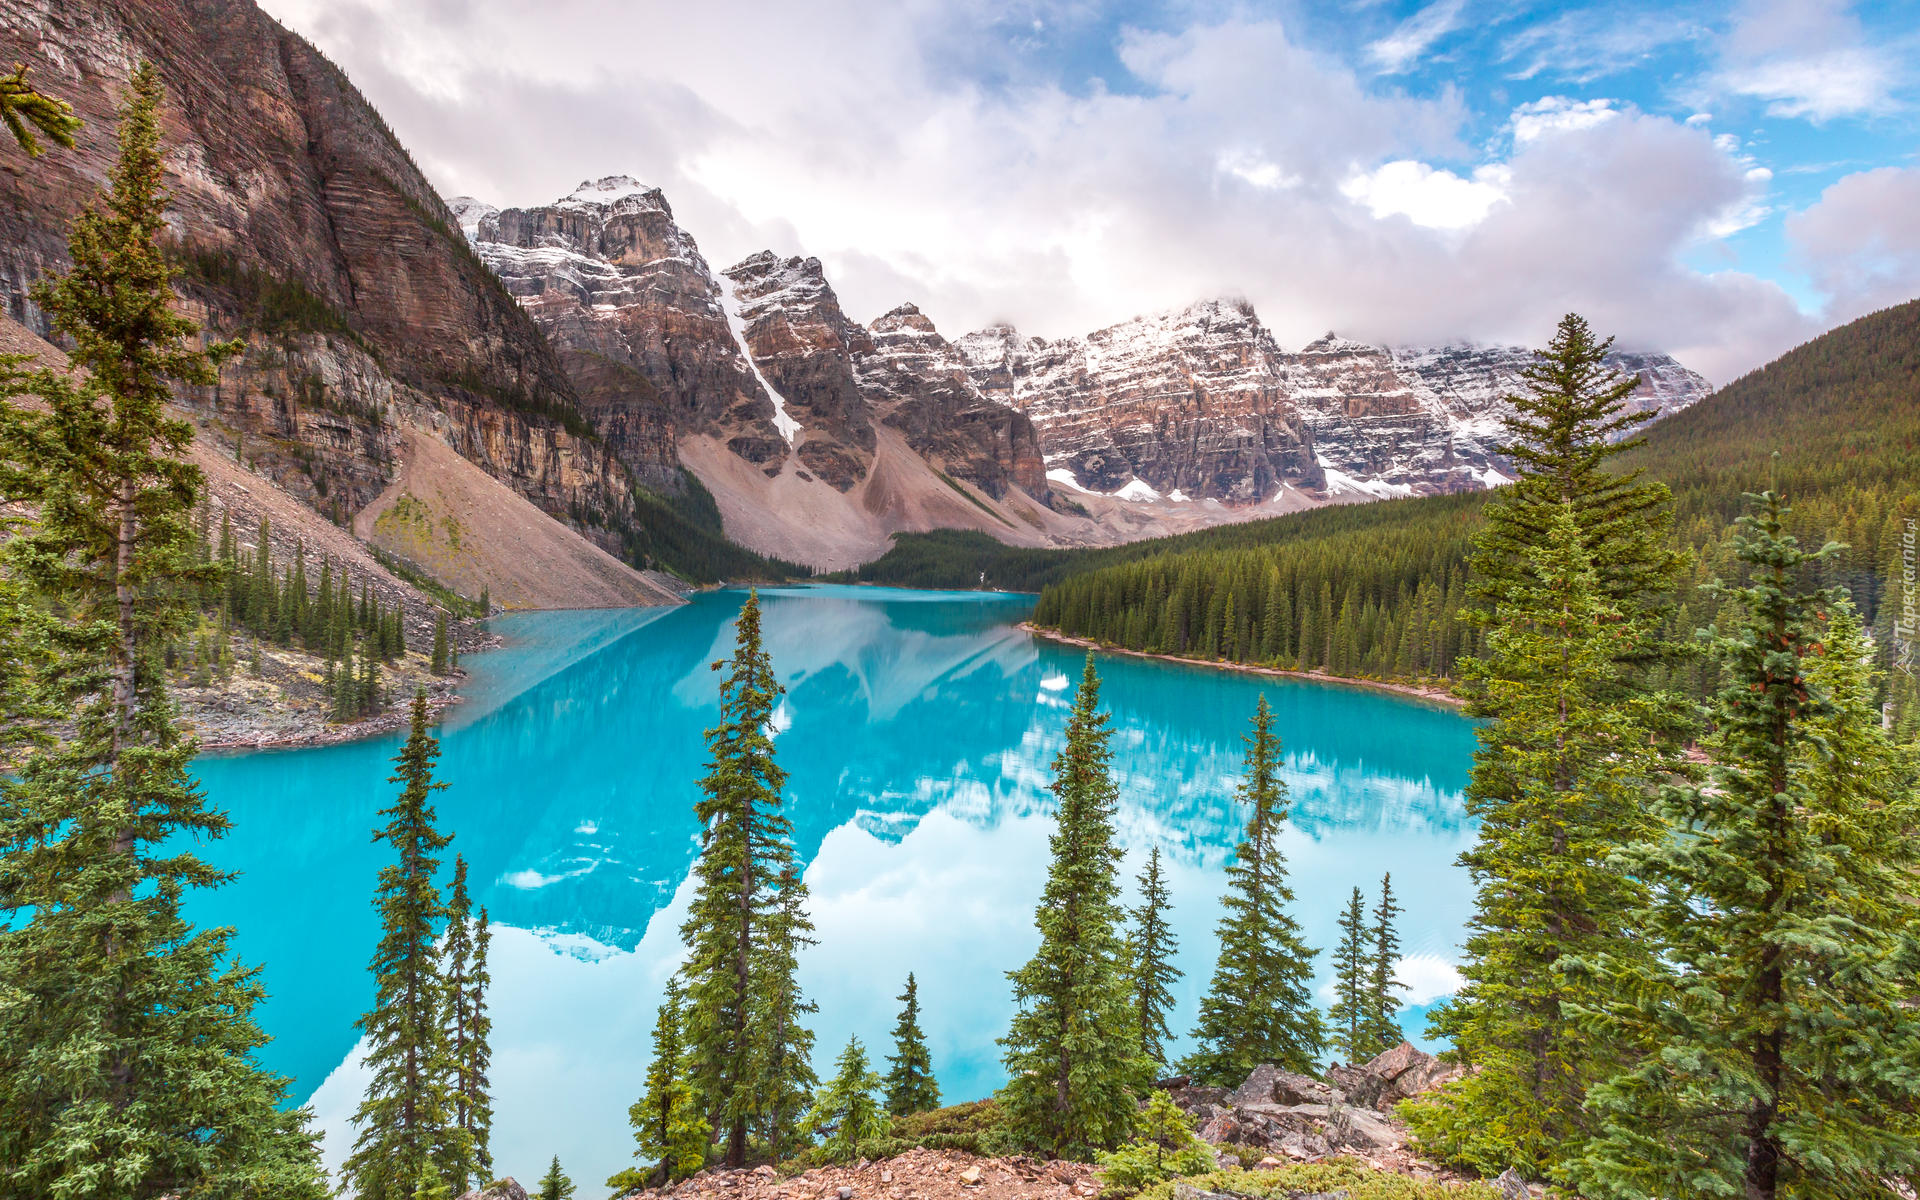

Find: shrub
<box><xmin>1136</xmin><ymin>1164</ymin><xmax>1502</xmax><ymax>1200</ymax></box>
<box><xmin>852</xmin><ymin>1099</ymin><xmax>1016</xmax><ymax>1160</ymax></box>
<box><xmin>1096</xmin><ymin>1092</ymin><xmax>1215</xmax><ymax>1197</ymax></box>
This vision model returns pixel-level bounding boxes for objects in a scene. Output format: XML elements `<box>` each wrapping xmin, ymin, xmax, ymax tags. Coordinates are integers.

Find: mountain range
<box><xmin>3</xmin><ymin>0</ymin><xmax>1711</xmax><ymax>588</ymax></box>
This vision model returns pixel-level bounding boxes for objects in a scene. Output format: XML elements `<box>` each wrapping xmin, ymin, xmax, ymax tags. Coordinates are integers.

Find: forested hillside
<box><xmin>977</xmin><ymin>301</ymin><xmax>1920</xmax><ymax>708</ymax></box>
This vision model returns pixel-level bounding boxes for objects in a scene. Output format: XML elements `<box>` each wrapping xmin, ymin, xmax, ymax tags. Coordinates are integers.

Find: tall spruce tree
<box><xmin>680</xmin><ymin>590</ymin><xmax>813</xmax><ymax>1167</ymax></box>
<box><xmin>441</xmin><ymin>855</ymin><xmax>493</xmax><ymax>1191</ymax></box>
<box><xmin>1409</xmin><ymin>502</ymin><xmax>1673</xmax><ymax>1175</ymax></box>
<box><xmin>0</xmin><ymin>64</ymin><xmax>325</xmax><ymax>1198</ymax></box>
<box><xmin>1328</xmin><ymin>887</ymin><xmax>1371</xmax><ymax>1063</ymax></box>
<box><xmin>1568</xmin><ymin>496</ymin><xmax>1920</xmax><ymax>1199</ymax></box>
<box><xmin>1126</xmin><ymin>845</ymin><xmax>1182</xmax><ymax>1069</ymax></box>
<box><xmin>1182</xmin><ymin>695</ymin><xmax>1323</xmax><ymax>1084</ymax></box>
<box><xmin>1362</xmin><ymin>873</ymin><xmax>1406</xmax><ymax>1057</ymax></box>
<box><xmin>754</xmin><ymin>859</ymin><xmax>818</xmax><ymax>1162</ymax></box>
<box><xmin>1467</xmin><ymin>313</ymin><xmax>1686</xmax><ymax>679</ymax></box>
<box><xmin>883</xmin><ymin>972</ymin><xmax>941</xmax><ymax>1116</ymax></box>
<box><xmin>344</xmin><ymin>692</ymin><xmax>462</xmax><ymax>1199</ymax></box>
<box><xmin>622</xmin><ymin>976</ymin><xmax>708</xmax><ymax>1186</ymax></box>
<box><xmin>1407</xmin><ymin>317</ymin><xmax>1688</xmax><ymax>1176</ymax></box>
<box><xmin>999</xmin><ymin>655</ymin><xmax>1151</xmax><ymax>1157</ymax></box>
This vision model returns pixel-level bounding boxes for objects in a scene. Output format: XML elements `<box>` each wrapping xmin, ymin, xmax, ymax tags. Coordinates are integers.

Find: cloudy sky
<box><xmin>258</xmin><ymin>0</ymin><xmax>1917</xmax><ymax>382</ymax></box>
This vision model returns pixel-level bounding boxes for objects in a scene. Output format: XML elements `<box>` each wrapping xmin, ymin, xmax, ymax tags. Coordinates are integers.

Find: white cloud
<box><xmin>1721</xmin><ymin>47</ymin><xmax>1900</xmax><ymax>120</ymax></box>
<box><xmin>1510</xmin><ymin>96</ymin><xmax>1620</xmax><ymax>144</ymax></box>
<box><xmin>253</xmin><ymin>0</ymin><xmax>1817</xmax><ymax>384</ymax></box>
<box><xmin>1396</xmin><ymin>953</ymin><xmax>1467</xmax><ymax>1005</ymax></box>
<box><xmin>1367</xmin><ymin>0</ymin><xmax>1469</xmax><ymax>74</ymax></box>
<box><xmin>1786</xmin><ymin>165</ymin><xmax>1920</xmax><ymax>319</ymax></box>
<box><xmin>1341</xmin><ymin>160</ymin><xmax>1510</xmax><ymax>230</ymax></box>
<box><xmin>1501</xmin><ymin>9</ymin><xmax>1707</xmax><ymax>83</ymax></box>
<box><xmin>1715</xmin><ymin>0</ymin><xmax>1904</xmax><ymax>120</ymax></box>
<box><xmin>1216</xmin><ymin>149</ymin><xmax>1298</xmax><ymax>192</ymax></box>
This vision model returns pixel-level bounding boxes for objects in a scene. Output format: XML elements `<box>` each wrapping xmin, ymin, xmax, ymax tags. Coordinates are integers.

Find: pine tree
<box><xmin>1328</xmin><ymin>887</ymin><xmax>1371</xmax><ymax>1063</ymax></box>
<box><xmin>344</xmin><ymin>692</ymin><xmax>461</xmax><ymax>1200</ymax></box>
<box><xmin>680</xmin><ymin>590</ymin><xmax>813</xmax><ymax>1167</ymax></box>
<box><xmin>536</xmin><ymin>1156</ymin><xmax>576</xmax><ymax>1200</ymax></box>
<box><xmin>432</xmin><ymin>614</ymin><xmax>450</xmax><ymax>675</ymax></box>
<box><xmin>1568</xmin><ymin>495</ymin><xmax>1920</xmax><ymax>1199</ymax></box>
<box><xmin>755</xmin><ymin>859</ymin><xmax>818</xmax><ymax>1163</ymax></box>
<box><xmin>0</xmin><ymin>63</ymin><xmax>81</xmax><ymax>156</ymax></box>
<box><xmin>1468</xmin><ymin>314</ymin><xmax>1686</xmax><ymax>676</ymax></box>
<box><xmin>999</xmin><ymin>655</ymin><xmax>1150</xmax><ymax>1158</ymax></box>
<box><xmin>1406</xmin><ymin>318</ymin><xmax>1690</xmax><ymax>1178</ymax></box>
<box><xmin>805</xmin><ymin>1037</ymin><xmax>890</xmax><ymax>1164</ymax></box>
<box><xmin>1182</xmin><ymin>695</ymin><xmax>1323</xmax><ymax>1084</ymax></box>
<box><xmin>0</xmin><ymin>63</ymin><xmax>325</xmax><ymax>1197</ymax></box>
<box><xmin>625</xmin><ymin>976</ymin><xmax>708</xmax><ymax>1184</ymax></box>
<box><xmin>1362</xmin><ymin>873</ymin><xmax>1406</xmax><ymax>1057</ymax></box>
<box><xmin>1126</xmin><ymin>845</ymin><xmax>1181</xmax><ymax>1068</ymax></box>
<box><xmin>883</xmin><ymin>973</ymin><xmax>940</xmax><ymax>1117</ymax></box>
<box><xmin>441</xmin><ymin>856</ymin><xmax>493</xmax><ymax>1192</ymax></box>
<box><xmin>1408</xmin><ymin>502</ymin><xmax>1674</xmax><ymax>1176</ymax></box>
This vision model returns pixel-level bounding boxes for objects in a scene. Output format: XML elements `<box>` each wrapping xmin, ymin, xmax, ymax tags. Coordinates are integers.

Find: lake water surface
<box><xmin>187</xmin><ymin>586</ymin><xmax>1478</xmax><ymax>1187</ymax></box>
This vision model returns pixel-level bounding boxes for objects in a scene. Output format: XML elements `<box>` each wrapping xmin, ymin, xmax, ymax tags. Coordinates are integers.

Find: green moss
<box><xmin>846</xmin><ymin>1099</ymin><xmax>1016</xmax><ymax>1161</ymax></box>
<box><xmin>1135</xmin><ymin>1164</ymin><xmax>1501</xmax><ymax>1200</ymax></box>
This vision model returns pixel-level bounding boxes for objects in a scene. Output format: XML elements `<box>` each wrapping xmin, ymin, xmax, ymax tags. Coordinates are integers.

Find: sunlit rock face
<box><xmin>857</xmin><ymin>303</ymin><xmax>1048</xmax><ymax>501</ymax></box>
<box><xmin>0</xmin><ymin>0</ymin><xmax>642</xmax><ymax>538</ymax></box>
<box><xmin>721</xmin><ymin>251</ymin><xmax>877</xmax><ymax>491</ymax></box>
<box><xmin>462</xmin><ymin>177</ymin><xmax>783</xmax><ymax>484</ymax></box>
<box><xmin>957</xmin><ymin>301</ymin><xmax>1325</xmax><ymax>502</ymax></box>
<box><xmin>957</xmin><ymin>305</ymin><xmax>1712</xmax><ymax>503</ymax></box>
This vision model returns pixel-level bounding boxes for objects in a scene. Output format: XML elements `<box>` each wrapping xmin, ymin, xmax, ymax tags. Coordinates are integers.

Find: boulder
<box><xmin>458</xmin><ymin>1180</ymin><xmax>527</xmax><ymax>1200</ymax></box>
<box><xmin>1493</xmin><ymin>1169</ymin><xmax>1531</xmax><ymax>1200</ymax></box>
<box><xmin>1360</xmin><ymin>1042</ymin><xmax>1458</xmax><ymax>1109</ymax></box>
<box><xmin>1226</xmin><ymin>1064</ymin><xmax>1343</xmax><ymax>1108</ymax></box>
<box><xmin>1168</xmin><ymin>1082</ymin><xmax>1230</xmax><ymax>1116</ymax></box>
<box><xmin>1323</xmin><ymin>1064</ymin><xmax>1383</xmax><ymax>1109</ymax></box>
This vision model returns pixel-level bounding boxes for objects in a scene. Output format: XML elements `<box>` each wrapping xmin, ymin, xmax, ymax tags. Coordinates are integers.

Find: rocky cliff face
<box><xmin>957</xmin><ymin>305</ymin><xmax>1712</xmax><ymax>502</ymax></box>
<box><xmin>459</xmin><ymin>185</ymin><xmax>1045</xmax><ymax>503</ymax></box>
<box><xmin>460</xmin><ymin>177</ymin><xmax>784</xmax><ymax>484</ymax></box>
<box><xmin>956</xmin><ymin>301</ymin><xmax>1325</xmax><ymax>501</ymax></box>
<box><xmin>720</xmin><ymin>251</ymin><xmax>877</xmax><ymax>491</ymax></box>
<box><xmin>0</xmin><ymin>0</ymin><xmax>638</xmax><ymax>542</ymax></box>
<box><xmin>855</xmin><ymin>304</ymin><xmax>1048</xmax><ymax>500</ymax></box>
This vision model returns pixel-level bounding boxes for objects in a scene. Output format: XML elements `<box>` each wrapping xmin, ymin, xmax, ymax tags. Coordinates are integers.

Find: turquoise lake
<box><xmin>186</xmin><ymin>586</ymin><xmax>1479</xmax><ymax>1187</ymax></box>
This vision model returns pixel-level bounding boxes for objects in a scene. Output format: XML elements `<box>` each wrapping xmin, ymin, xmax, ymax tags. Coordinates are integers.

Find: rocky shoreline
<box><xmin>1019</xmin><ymin>624</ymin><xmax>1465</xmax><ymax>709</ymax></box>
<box><xmin>178</xmin><ymin>625</ymin><xmax>500</xmax><ymax>752</ymax></box>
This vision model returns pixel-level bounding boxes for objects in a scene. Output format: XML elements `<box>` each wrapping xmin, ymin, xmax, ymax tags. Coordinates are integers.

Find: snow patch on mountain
<box><xmin>720</xmin><ymin>273</ymin><xmax>801</xmax><ymax>444</ymax></box>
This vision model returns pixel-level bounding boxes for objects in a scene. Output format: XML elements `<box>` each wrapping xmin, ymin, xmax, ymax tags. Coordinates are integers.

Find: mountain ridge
<box><xmin>457</xmin><ymin>175</ymin><xmax>1713</xmax><ymax>565</ymax></box>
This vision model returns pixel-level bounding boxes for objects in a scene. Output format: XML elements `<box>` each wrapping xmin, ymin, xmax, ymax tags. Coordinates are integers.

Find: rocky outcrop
<box><xmin>957</xmin><ymin>302</ymin><xmax>1325</xmax><ymax>502</ymax></box>
<box><xmin>1284</xmin><ymin>334</ymin><xmax>1493</xmax><ymax>499</ymax></box>
<box><xmin>858</xmin><ymin>303</ymin><xmax>1048</xmax><ymax>500</ymax></box>
<box><xmin>463</xmin><ymin>177</ymin><xmax>783</xmax><ymax>481</ymax></box>
<box><xmin>958</xmin><ymin>306</ymin><xmax>1712</xmax><ymax>504</ymax></box>
<box><xmin>1388</xmin><ymin>343</ymin><xmax>1708</xmax><ymax>446</ymax></box>
<box><xmin>1168</xmin><ymin>1043</ymin><xmax>1462</xmax><ymax>1167</ymax></box>
<box><xmin>0</xmin><ymin>0</ymin><xmax>640</xmax><ymax>549</ymax></box>
<box><xmin>721</xmin><ymin>251</ymin><xmax>876</xmax><ymax>491</ymax></box>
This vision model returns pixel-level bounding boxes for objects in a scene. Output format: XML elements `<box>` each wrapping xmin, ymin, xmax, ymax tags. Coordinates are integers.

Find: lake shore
<box><xmin>185</xmin><ymin>626</ymin><xmax>503</xmax><ymax>753</ymax></box>
<box><xmin>1019</xmin><ymin>622</ymin><xmax>1466</xmax><ymax>709</ymax></box>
